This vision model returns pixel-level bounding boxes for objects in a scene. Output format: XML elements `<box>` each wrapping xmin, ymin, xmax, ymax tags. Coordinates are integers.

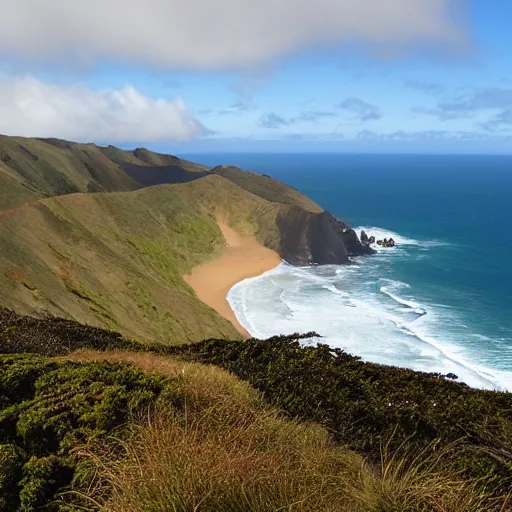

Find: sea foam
<box><xmin>227</xmin><ymin>227</ymin><xmax>512</xmax><ymax>392</ymax></box>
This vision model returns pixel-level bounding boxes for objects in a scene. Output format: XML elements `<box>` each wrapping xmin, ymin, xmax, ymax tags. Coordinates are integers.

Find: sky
<box><xmin>1</xmin><ymin>0</ymin><xmax>512</xmax><ymax>153</ymax></box>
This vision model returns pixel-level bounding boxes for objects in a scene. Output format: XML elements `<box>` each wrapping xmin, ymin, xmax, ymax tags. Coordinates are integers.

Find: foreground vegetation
<box><xmin>1</xmin><ymin>309</ymin><xmax>511</xmax><ymax>510</ymax></box>
<box><xmin>175</xmin><ymin>335</ymin><xmax>512</xmax><ymax>494</ymax></box>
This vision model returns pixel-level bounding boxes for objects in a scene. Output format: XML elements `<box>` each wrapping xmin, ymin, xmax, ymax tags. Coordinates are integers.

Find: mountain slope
<box><xmin>0</xmin><ymin>166</ymin><xmax>42</xmax><ymax>210</ymax></box>
<box><xmin>0</xmin><ymin>176</ymin><xmax>247</xmax><ymax>345</ymax></box>
<box><xmin>0</xmin><ymin>136</ymin><xmax>143</xmax><ymax>199</ymax></box>
<box><xmin>0</xmin><ymin>135</ymin><xmax>323</xmax><ymax>216</ymax></box>
<box><xmin>0</xmin><ymin>174</ymin><xmax>371</xmax><ymax>344</ymax></box>
<box><xmin>100</xmin><ymin>146</ymin><xmax>324</xmax><ymax>212</ymax></box>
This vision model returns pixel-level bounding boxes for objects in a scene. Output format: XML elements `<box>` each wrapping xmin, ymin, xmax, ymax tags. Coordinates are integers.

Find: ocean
<box><xmin>182</xmin><ymin>153</ymin><xmax>512</xmax><ymax>391</ymax></box>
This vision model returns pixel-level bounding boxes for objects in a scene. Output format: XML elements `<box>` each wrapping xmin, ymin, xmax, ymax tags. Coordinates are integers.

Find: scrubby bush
<box><xmin>0</xmin><ymin>354</ymin><xmax>171</xmax><ymax>510</ymax></box>
<box><xmin>0</xmin><ymin>308</ymin><xmax>146</xmax><ymax>356</ymax></box>
<box><xmin>2</xmin><ymin>311</ymin><xmax>512</xmax><ymax>509</ymax></box>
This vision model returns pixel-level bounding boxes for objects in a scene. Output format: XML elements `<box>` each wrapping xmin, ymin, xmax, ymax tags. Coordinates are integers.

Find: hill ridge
<box><xmin>0</xmin><ymin>134</ymin><xmax>372</xmax><ymax>344</ymax></box>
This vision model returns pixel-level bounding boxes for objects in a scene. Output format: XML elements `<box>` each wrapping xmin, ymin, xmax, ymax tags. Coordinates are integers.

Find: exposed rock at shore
<box><xmin>360</xmin><ymin>230</ymin><xmax>376</xmax><ymax>246</ymax></box>
<box><xmin>276</xmin><ymin>210</ymin><xmax>374</xmax><ymax>265</ymax></box>
<box><xmin>361</xmin><ymin>230</ymin><xmax>396</xmax><ymax>248</ymax></box>
<box><xmin>377</xmin><ymin>238</ymin><xmax>396</xmax><ymax>248</ymax></box>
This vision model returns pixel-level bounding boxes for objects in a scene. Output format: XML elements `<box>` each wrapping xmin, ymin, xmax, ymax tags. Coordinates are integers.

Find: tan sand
<box><xmin>184</xmin><ymin>221</ymin><xmax>281</xmax><ymax>338</ymax></box>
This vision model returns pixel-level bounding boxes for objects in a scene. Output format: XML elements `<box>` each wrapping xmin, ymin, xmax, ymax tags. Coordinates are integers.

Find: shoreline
<box><xmin>184</xmin><ymin>221</ymin><xmax>281</xmax><ymax>338</ymax></box>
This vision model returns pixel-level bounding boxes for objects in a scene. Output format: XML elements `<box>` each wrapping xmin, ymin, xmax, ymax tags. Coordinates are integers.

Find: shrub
<box><xmin>0</xmin><ymin>354</ymin><xmax>171</xmax><ymax>510</ymax></box>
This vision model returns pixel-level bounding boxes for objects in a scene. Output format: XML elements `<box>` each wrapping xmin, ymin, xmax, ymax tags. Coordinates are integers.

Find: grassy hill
<box><xmin>0</xmin><ymin>176</ymin><xmax>271</xmax><ymax>345</ymax></box>
<box><xmin>0</xmin><ymin>136</ymin><xmax>140</xmax><ymax>207</ymax></box>
<box><xmin>0</xmin><ymin>134</ymin><xmax>372</xmax><ymax>344</ymax></box>
<box><xmin>0</xmin><ymin>168</ymin><xmax>371</xmax><ymax>344</ymax></box>
<box><xmin>99</xmin><ymin>145</ymin><xmax>209</xmax><ymax>171</ymax></box>
<box><xmin>209</xmin><ymin>164</ymin><xmax>323</xmax><ymax>213</ymax></box>
<box><xmin>0</xmin><ymin>134</ymin><xmax>323</xmax><ymax>215</ymax></box>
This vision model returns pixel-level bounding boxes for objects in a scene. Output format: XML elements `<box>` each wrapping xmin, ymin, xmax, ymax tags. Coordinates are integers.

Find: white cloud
<box><xmin>0</xmin><ymin>0</ymin><xmax>465</xmax><ymax>70</ymax></box>
<box><xmin>0</xmin><ymin>75</ymin><xmax>206</xmax><ymax>142</ymax></box>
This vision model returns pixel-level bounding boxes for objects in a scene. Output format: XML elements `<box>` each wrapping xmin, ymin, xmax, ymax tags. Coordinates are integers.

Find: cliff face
<box><xmin>275</xmin><ymin>209</ymin><xmax>373</xmax><ymax>265</ymax></box>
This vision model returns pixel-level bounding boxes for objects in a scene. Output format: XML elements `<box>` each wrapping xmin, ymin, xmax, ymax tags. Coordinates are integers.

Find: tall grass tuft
<box><xmin>81</xmin><ymin>411</ymin><xmax>510</xmax><ymax>512</ymax></box>
<box><xmin>349</xmin><ymin>433</ymin><xmax>511</xmax><ymax>512</ymax></box>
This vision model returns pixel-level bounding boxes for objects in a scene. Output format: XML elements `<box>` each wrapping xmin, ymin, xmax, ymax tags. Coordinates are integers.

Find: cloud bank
<box><xmin>0</xmin><ymin>75</ymin><xmax>206</xmax><ymax>142</ymax></box>
<box><xmin>0</xmin><ymin>0</ymin><xmax>464</xmax><ymax>69</ymax></box>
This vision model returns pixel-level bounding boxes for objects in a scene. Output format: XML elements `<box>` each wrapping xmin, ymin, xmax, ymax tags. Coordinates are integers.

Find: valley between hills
<box><xmin>1</xmin><ymin>134</ymin><xmax>511</xmax><ymax>511</ymax></box>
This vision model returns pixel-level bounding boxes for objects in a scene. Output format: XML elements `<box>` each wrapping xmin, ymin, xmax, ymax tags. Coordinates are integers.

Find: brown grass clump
<box><xmin>349</xmin><ymin>435</ymin><xmax>511</xmax><ymax>512</ymax></box>
<box><xmin>83</xmin><ymin>411</ymin><xmax>360</xmax><ymax>512</ymax></box>
<box><xmin>83</xmin><ymin>413</ymin><xmax>510</xmax><ymax>512</ymax></box>
<box><xmin>69</xmin><ymin>351</ymin><xmax>510</xmax><ymax>512</ymax></box>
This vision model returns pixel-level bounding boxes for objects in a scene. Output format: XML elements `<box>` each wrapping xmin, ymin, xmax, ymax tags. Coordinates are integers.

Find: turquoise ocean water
<box><xmin>183</xmin><ymin>153</ymin><xmax>512</xmax><ymax>390</ymax></box>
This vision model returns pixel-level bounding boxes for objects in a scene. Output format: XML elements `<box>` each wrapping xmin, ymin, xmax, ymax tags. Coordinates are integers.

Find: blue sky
<box><xmin>1</xmin><ymin>0</ymin><xmax>511</xmax><ymax>153</ymax></box>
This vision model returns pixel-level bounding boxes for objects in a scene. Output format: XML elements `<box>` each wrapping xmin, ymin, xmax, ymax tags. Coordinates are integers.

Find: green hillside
<box><xmin>0</xmin><ymin>175</ymin><xmax>290</xmax><ymax>344</ymax></box>
<box><xmin>0</xmin><ymin>134</ymin><xmax>372</xmax><ymax>343</ymax></box>
<box><xmin>0</xmin><ymin>134</ymin><xmax>324</xmax><ymax>215</ymax></box>
<box><xmin>0</xmin><ymin>136</ymin><xmax>140</xmax><ymax>205</ymax></box>
<box><xmin>99</xmin><ymin>144</ymin><xmax>209</xmax><ymax>172</ymax></box>
<box><xmin>0</xmin><ymin>136</ymin><xmax>210</xmax><ymax>211</ymax></box>
<box><xmin>0</xmin><ymin>168</ymin><xmax>42</xmax><ymax>211</ymax></box>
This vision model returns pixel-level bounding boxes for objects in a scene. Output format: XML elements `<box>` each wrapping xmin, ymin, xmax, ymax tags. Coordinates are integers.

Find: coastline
<box><xmin>184</xmin><ymin>221</ymin><xmax>281</xmax><ymax>338</ymax></box>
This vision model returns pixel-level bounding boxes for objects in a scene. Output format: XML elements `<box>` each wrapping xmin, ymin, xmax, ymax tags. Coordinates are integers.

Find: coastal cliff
<box><xmin>276</xmin><ymin>208</ymin><xmax>372</xmax><ymax>265</ymax></box>
<box><xmin>0</xmin><ymin>134</ymin><xmax>370</xmax><ymax>267</ymax></box>
<box><xmin>0</xmin><ymin>134</ymin><xmax>371</xmax><ymax>342</ymax></box>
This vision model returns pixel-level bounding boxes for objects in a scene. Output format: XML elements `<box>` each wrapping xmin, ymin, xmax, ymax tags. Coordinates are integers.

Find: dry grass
<box><xmin>83</xmin><ymin>414</ymin><xmax>510</xmax><ymax>512</ymax></box>
<box><xmin>64</xmin><ymin>351</ymin><xmax>511</xmax><ymax>512</ymax></box>
<box><xmin>349</xmin><ymin>435</ymin><xmax>511</xmax><ymax>512</ymax></box>
<box><xmin>82</xmin><ymin>411</ymin><xmax>361</xmax><ymax>512</ymax></box>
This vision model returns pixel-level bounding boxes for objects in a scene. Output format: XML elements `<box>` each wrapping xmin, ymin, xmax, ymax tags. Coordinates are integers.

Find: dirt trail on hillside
<box><xmin>184</xmin><ymin>221</ymin><xmax>281</xmax><ymax>338</ymax></box>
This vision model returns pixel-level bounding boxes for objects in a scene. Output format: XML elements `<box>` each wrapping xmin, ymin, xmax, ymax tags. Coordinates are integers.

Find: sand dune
<box><xmin>184</xmin><ymin>221</ymin><xmax>281</xmax><ymax>337</ymax></box>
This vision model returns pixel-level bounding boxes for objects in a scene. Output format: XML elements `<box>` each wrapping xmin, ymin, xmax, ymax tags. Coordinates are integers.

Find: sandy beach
<box><xmin>184</xmin><ymin>221</ymin><xmax>281</xmax><ymax>337</ymax></box>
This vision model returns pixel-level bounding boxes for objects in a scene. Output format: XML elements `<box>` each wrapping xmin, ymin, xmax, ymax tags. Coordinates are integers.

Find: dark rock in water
<box><xmin>429</xmin><ymin>371</ymin><xmax>459</xmax><ymax>381</ymax></box>
<box><xmin>360</xmin><ymin>230</ymin><xmax>376</xmax><ymax>247</ymax></box>
<box><xmin>276</xmin><ymin>210</ymin><xmax>374</xmax><ymax>265</ymax></box>
<box><xmin>377</xmin><ymin>237</ymin><xmax>396</xmax><ymax>248</ymax></box>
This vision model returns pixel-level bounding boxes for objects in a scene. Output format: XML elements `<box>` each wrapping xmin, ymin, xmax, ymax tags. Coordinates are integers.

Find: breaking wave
<box><xmin>227</xmin><ymin>227</ymin><xmax>512</xmax><ymax>392</ymax></box>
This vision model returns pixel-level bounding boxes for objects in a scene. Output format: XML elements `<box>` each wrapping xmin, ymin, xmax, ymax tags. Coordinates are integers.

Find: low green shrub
<box><xmin>0</xmin><ymin>308</ymin><xmax>153</xmax><ymax>356</ymax></box>
<box><xmin>0</xmin><ymin>353</ymin><xmax>172</xmax><ymax>511</ymax></box>
<box><xmin>2</xmin><ymin>310</ymin><xmax>512</xmax><ymax>506</ymax></box>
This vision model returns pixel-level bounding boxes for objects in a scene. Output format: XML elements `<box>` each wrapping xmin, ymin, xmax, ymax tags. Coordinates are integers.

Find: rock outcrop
<box><xmin>376</xmin><ymin>238</ymin><xmax>396</xmax><ymax>248</ymax></box>
<box><xmin>360</xmin><ymin>230</ymin><xmax>376</xmax><ymax>247</ymax></box>
<box><xmin>276</xmin><ymin>210</ymin><xmax>374</xmax><ymax>265</ymax></box>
